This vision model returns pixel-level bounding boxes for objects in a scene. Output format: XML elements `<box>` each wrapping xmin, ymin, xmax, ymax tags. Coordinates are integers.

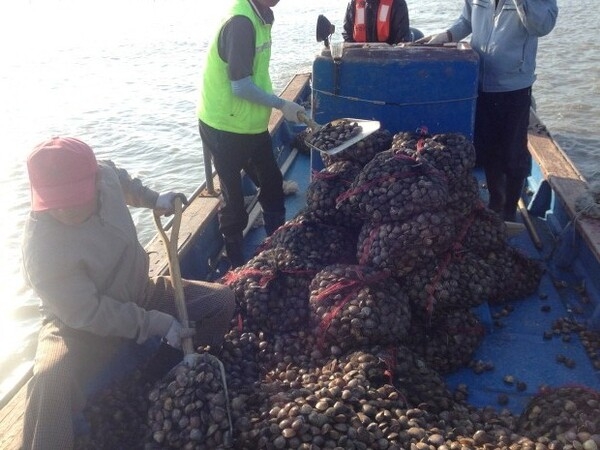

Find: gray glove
<box><xmin>164</xmin><ymin>318</ymin><xmax>183</xmax><ymax>349</ymax></box>
<box><xmin>164</xmin><ymin>317</ymin><xmax>197</xmax><ymax>350</ymax></box>
<box><xmin>155</xmin><ymin>192</ymin><xmax>188</xmax><ymax>216</ymax></box>
<box><xmin>279</xmin><ymin>100</ymin><xmax>306</xmax><ymax>123</ymax></box>
<box><xmin>415</xmin><ymin>31</ymin><xmax>452</xmax><ymax>45</ymax></box>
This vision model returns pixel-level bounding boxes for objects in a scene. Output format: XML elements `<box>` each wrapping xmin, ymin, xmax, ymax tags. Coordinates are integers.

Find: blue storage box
<box><xmin>312</xmin><ymin>42</ymin><xmax>479</xmax><ymax>139</ymax></box>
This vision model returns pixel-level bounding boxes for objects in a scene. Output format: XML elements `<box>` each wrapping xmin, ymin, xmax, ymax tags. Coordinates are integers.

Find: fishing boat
<box><xmin>1</xmin><ymin>40</ymin><xmax>600</xmax><ymax>449</ymax></box>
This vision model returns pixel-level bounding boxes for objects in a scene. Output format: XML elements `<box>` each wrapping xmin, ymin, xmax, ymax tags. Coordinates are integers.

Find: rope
<box><xmin>574</xmin><ymin>180</ymin><xmax>600</xmax><ymax>219</ymax></box>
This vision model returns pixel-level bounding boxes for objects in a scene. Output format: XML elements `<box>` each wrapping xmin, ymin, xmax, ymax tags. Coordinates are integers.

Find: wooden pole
<box><xmin>518</xmin><ymin>197</ymin><xmax>543</xmax><ymax>250</ymax></box>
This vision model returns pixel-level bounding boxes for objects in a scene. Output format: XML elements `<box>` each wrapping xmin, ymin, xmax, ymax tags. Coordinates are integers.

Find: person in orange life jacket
<box><xmin>21</xmin><ymin>137</ymin><xmax>235</xmax><ymax>449</ymax></box>
<box><xmin>197</xmin><ymin>0</ymin><xmax>306</xmax><ymax>269</ymax></box>
<box><xmin>342</xmin><ymin>0</ymin><xmax>411</xmax><ymax>45</ymax></box>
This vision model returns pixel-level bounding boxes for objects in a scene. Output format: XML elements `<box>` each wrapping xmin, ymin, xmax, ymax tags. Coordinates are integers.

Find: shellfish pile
<box><xmin>305</xmin><ymin>119</ymin><xmax>362</xmax><ymax>152</ymax></box>
<box><xmin>309</xmin><ymin>264</ymin><xmax>411</xmax><ymax>354</ymax></box>
<box><xmin>320</xmin><ymin>129</ymin><xmax>393</xmax><ymax>167</ymax></box>
<box><xmin>74</xmin><ymin>129</ymin><xmax>600</xmax><ymax>450</ymax></box>
<box><xmin>304</xmin><ymin>160</ymin><xmax>363</xmax><ymax>229</ymax></box>
<box><xmin>335</xmin><ymin>150</ymin><xmax>449</xmax><ymax>223</ymax></box>
<box><xmin>146</xmin><ymin>355</ymin><xmax>233</xmax><ymax>449</ymax></box>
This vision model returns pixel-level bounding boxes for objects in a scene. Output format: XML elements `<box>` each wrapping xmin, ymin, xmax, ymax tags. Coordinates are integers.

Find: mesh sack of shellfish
<box><xmin>146</xmin><ymin>353</ymin><xmax>233</xmax><ymax>449</ymax></box>
<box><xmin>221</xmin><ymin>248</ymin><xmax>320</xmax><ymax>335</ymax></box>
<box><xmin>405</xmin><ymin>309</ymin><xmax>485</xmax><ymax>375</ymax></box>
<box><xmin>309</xmin><ymin>264</ymin><xmax>411</xmax><ymax>355</ymax></box>
<box><xmin>305</xmin><ymin>160</ymin><xmax>364</xmax><ymax>229</ymax></box>
<box><xmin>379</xmin><ymin>345</ymin><xmax>459</xmax><ymax>414</ymax></box>
<box><xmin>336</xmin><ymin>150</ymin><xmax>449</xmax><ymax>223</ymax></box>
<box><xmin>393</xmin><ymin>132</ymin><xmax>476</xmax><ymax>185</ymax></box>
<box><xmin>257</xmin><ymin>213</ymin><xmax>358</xmax><ymax>265</ymax></box>
<box><xmin>390</xmin><ymin>129</ymin><xmax>430</xmax><ymax>151</ymax></box>
<box><xmin>484</xmin><ymin>246</ymin><xmax>544</xmax><ymax>304</ymax></box>
<box><xmin>76</xmin><ymin>370</ymin><xmax>152</xmax><ymax>449</ymax></box>
<box><xmin>356</xmin><ymin>211</ymin><xmax>457</xmax><ymax>277</ymax></box>
<box><xmin>518</xmin><ymin>386</ymin><xmax>600</xmax><ymax>439</ymax></box>
<box><xmin>403</xmin><ymin>249</ymin><xmax>498</xmax><ymax>321</ymax></box>
<box><xmin>306</xmin><ymin>118</ymin><xmax>362</xmax><ymax>153</ymax></box>
<box><xmin>320</xmin><ymin>128</ymin><xmax>393</xmax><ymax>167</ymax></box>
<box><xmin>450</xmin><ymin>205</ymin><xmax>508</xmax><ymax>257</ymax></box>
<box><xmin>446</xmin><ymin>173</ymin><xmax>482</xmax><ymax>216</ymax></box>
<box><xmin>219</xmin><ymin>328</ymin><xmax>263</xmax><ymax>391</ymax></box>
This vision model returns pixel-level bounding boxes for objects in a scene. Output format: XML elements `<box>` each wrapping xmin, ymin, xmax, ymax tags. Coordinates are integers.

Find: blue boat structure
<box><xmin>1</xmin><ymin>42</ymin><xmax>600</xmax><ymax>449</ymax></box>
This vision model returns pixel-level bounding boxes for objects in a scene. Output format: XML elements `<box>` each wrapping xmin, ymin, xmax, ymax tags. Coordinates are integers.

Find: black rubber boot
<box><xmin>263</xmin><ymin>211</ymin><xmax>286</xmax><ymax>236</ymax></box>
<box><xmin>503</xmin><ymin>176</ymin><xmax>525</xmax><ymax>222</ymax></box>
<box><xmin>484</xmin><ymin>167</ymin><xmax>506</xmax><ymax>215</ymax></box>
<box><xmin>224</xmin><ymin>233</ymin><xmax>245</xmax><ymax>268</ymax></box>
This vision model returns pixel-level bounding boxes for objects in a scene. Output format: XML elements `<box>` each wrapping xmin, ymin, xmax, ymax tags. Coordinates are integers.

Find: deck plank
<box><xmin>0</xmin><ymin>382</ymin><xmax>28</xmax><ymax>450</ymax></box>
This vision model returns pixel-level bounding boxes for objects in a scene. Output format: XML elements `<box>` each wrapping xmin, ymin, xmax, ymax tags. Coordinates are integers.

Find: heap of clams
<box><xmin>75</xmin><ymin>129</ymin><xmax>600</xmax><ymax>450</ymax></box>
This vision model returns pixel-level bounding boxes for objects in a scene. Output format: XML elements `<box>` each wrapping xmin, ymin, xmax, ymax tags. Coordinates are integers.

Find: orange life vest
<box><xmin>353</xmin><ymin>0</ymin><xmax>394</xmax><ymax>43</ymax></box>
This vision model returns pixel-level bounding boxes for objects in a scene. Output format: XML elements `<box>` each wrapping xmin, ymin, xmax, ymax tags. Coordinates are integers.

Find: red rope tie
<box><xmin>313</xmin><ymin>278</ymin><xmax>362</xmax><ymax>303</ymax></box>
<box><xmin>455</xmin><ymin>209</ymin><xmax>477</xmax><ymax>245</ymax></box>
<box><xmin>425</xmin><ymin>252</ymin><xmax>452</xmax><ymax>316</ymax></box>
<box><xmin>229</xmin><ymin>268</ymin><xmax>276</xmax><ymax>288</ymax></box>
<box><xmin>358</xmin><ymin>225</ymin><xmax>380</xmax><ymax>265</ymax></box>
<box><xmin>317</xmin><ymin>291</ymin><xmax>355</xmax><ymax>350</ymax></box>
<box><xmin>416</xmin><ymin>126</ymin><xmax>429</xmax><ymax>136</ymax></box>
<box><xmin>335</xmin><ymin>168</ymin><xmax>425</xmax><ymax>205</ymax></box>
<box><xmin>313</xmin><ymin>171</ymin><xmax>337</xmax><ymax>181</ymax></box>
<box><xmin>315</xmin><ymin>268</ymin><xmax>389</xmax><ymax>349</ymax></box>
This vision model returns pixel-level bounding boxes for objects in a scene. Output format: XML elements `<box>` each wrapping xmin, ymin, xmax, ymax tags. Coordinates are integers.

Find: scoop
<box><xmin>298</xmin><ymin>112</ymin><xmax>381</xmax><ymax>156</ymax></box>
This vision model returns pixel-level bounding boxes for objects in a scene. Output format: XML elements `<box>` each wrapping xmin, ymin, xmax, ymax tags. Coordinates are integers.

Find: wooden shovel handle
<box><xmin>298</xmin><ymin>111</ymin><xmax>321</xmax><ymax>132</ymax></box>
<box><xmin>153</xmin><ymin>198</ymin><xmax>195</xmax><ymax>356</ymax></box>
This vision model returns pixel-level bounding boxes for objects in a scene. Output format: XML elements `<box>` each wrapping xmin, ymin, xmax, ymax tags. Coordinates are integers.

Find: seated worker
<box><xmin>342</xmin><ymin>0</ymin><xmax>411</xmax><ymax>45</ymax></box>
<box><xmin>21</xmin><ymin>136</ymin><xmax>236</xmax><ymax>450</ymax></box>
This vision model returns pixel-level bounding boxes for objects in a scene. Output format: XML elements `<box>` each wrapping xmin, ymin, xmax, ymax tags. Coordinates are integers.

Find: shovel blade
<box><xmin>304</xmin><ymin>118</ymin><xmax>381</xmax><ymax>156</ymax></box>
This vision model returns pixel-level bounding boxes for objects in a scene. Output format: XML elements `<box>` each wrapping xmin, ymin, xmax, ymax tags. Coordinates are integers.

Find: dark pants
<box><xmin>474</xmin><ymin>87</ymin><xmax>532</xmax><ymax>179</ymax></box>
<box><xmin>22</xmin><ymin>276</ymin><xmax>235</xmax><ymax>450</ymax></box>
<box><xmin>474</xmin><ymin>88</ymin><xmax>531</xmax><ymax>220</ymax></box>
<box><xmin>198</xmin><ymin>120</ymin><xmax>285</xmax><ymax>238</ymax></box>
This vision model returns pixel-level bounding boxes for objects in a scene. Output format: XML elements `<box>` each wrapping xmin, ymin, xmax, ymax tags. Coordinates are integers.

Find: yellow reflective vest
<box><xmin>197</xmin><ymin>0</ymin><xmax>273</xmax><ymax>134</ymax></box>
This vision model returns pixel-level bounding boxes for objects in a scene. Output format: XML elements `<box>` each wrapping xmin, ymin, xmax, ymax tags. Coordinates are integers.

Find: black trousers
<box><xmin>474</xmin><ymin>87</ymin><xmax>532</xmax><ymax>179</ymax></box>
<box><xmin>198</xmin><ymin>120</ymin><xmax>285</xmax><ymax>238</ymax></box>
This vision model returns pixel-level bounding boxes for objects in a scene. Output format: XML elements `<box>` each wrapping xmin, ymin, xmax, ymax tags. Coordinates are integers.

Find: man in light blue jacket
<box><xmin>418</xmin><ymin>0</ymin><xmax>558</xmax><ymax>221</ymax></box>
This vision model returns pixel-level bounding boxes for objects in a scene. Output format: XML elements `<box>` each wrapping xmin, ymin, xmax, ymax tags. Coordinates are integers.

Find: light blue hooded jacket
<box><xmin>448</xmin><ymin>0</ymin><xmax>558</xmax><ymax>92</ymax></box>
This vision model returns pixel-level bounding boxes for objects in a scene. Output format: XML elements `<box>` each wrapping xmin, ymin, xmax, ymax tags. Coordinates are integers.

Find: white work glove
<box><xmin>415</xmin><ymin>31</ymin><xmax>452</xmax><ymax>45</ymax></box>
<box><xmin>164</xmin><ymin>318</ymin><xmax>183</xmax><ymax>349</ymax></box>
<box><xmin>164</xmin><ymin>318</ymin><xmax>196</xmax><ymax>350</ymax></box>
<box><xmin>279</xmin><ymin>100</ymin><xmax>306</xmax><ymax>123</ymax></box>
<box><xmin>155</xmin><ymin>192</ymin><xmax>188</xmax><ymax>216</ymax></box>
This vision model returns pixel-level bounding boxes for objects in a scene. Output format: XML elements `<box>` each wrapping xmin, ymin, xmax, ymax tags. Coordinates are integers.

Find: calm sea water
<box><xmin>0</xmin><ymin>0</ymin><xmax>598</xmax><ymax>399</ymax></box>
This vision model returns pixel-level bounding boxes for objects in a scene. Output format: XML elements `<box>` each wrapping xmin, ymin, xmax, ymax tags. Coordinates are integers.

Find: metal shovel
<box><xmin>298</xmin><ymin>111</ymin><xmax>381</xmax><ymax>156</ymax></box>
<box><xmin>153</xmin><ymin>198</ymin><xmax>234</xmax><ymax>444</ymax></box>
